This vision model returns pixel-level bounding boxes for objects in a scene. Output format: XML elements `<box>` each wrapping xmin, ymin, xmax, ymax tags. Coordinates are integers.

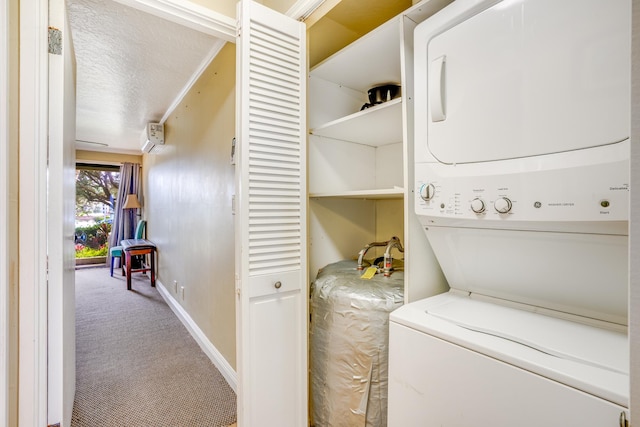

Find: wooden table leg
<box><xmin>126</xmin><ymin>251</ymin><xmax>132</xmax><ymax>290</ymax></box>
<box><xmin>151</xmin><ymin>250</ymin><xmax>156</xmax><ymax>287</ymax></box>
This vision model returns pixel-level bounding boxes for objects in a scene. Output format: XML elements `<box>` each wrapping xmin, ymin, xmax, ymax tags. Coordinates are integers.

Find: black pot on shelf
<box><xmin>367</xmin><ymin>84</ymin><xmax>401</xmax><ymax>105</ymax></box>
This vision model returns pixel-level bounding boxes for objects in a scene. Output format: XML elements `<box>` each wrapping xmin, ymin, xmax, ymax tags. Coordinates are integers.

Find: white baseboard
<box><xmin>156</xmin><ymin>280</ymin><xmax>237</xmax><ymax>393</ymax></box>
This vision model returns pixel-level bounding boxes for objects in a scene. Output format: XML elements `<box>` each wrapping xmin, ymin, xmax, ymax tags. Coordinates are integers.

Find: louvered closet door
<box><xmin>235</xmin><ymin>1</ymin><xmax>307</xmax><ymax>425</ymax></box>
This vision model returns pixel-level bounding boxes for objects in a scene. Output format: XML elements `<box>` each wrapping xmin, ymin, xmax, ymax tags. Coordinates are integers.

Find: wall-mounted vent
<box><xmin>141</xmin><ymin>122</ymin><xmax>164</xmax><ymax>153</ymax></box>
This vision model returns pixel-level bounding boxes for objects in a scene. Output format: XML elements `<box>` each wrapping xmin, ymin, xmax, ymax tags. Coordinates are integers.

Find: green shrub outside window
<box><xmin>75</xmin><ymin>222</ymin><xmax>111</xmax><ymax>258</ymax></box>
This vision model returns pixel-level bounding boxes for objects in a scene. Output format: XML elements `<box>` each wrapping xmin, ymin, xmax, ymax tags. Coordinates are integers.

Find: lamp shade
<box><xmin>122</xmin><ymin>194</ymin><xmax>141</xmax><ymax>209</ymax></box>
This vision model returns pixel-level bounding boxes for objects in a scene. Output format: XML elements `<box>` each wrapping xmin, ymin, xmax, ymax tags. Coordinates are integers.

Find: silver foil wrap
<box><xmin>310</xmin><ymin>260</ymin><xmax>404</xmax><ymax>427</ymax></box>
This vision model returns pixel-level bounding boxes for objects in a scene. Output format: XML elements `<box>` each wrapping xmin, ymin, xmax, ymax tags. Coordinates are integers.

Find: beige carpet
<box><xmin>71</xmin><ymin>266</ymin><xmax>237</xmax><ymax>426</ymax></box>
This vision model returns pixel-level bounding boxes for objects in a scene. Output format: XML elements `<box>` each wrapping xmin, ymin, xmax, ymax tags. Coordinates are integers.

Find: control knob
<box><xmin>420</xmin><ymin>183</ymin><xmax>436</xmax><ymax>201</ymax></box>
<box><xmin>470</xmin><ymin>198</ymin><xmax>485</xmax><ymax>213</ymax></box>
<box><xmin>494</xmin><ymin>197</ymin><xmax>512</xmax><ymax>214</ymax></box>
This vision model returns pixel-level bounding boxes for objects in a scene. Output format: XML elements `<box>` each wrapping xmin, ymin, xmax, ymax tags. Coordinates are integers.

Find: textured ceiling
<box><xmin>67</xmin><ymin>0</ymin><xmax>220</xmax><ymax>153</ymax></box>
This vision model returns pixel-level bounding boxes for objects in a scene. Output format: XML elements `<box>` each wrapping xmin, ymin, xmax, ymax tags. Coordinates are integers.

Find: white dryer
<box><xmin>389</xmin><ymin>0</ymin><xmax>631</xmax><ymax>425</ymax></box>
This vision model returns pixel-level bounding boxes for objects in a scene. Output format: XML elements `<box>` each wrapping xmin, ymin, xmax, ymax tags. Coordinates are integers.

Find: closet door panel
<box><xmin>235</xmin><ymin>1</ymin><xmax>307</xmax><ymax>425</ymax></box>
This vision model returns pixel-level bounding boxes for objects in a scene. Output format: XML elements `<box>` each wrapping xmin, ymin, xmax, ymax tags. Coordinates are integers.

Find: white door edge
<box><xmin>18</xmin><ymin>0</ymin><xmax>49</xmax><ymax>423</ymax></box>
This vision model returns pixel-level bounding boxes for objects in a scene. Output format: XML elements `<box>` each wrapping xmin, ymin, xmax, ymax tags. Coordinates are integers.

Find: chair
<box><xmin>110</xmin><ymin>219</ymin><xmax>146</xmax><ymax>276</ymax></box>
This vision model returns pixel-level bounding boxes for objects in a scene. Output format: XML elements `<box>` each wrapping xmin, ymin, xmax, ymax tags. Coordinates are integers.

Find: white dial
<box><xmin>494</xmin><ymin>197</ymin><xmax>512</xmax><ymax>214</ymax></box>
<box><xmin>470</xmin><ymin>198</ymin><xmax>485</xmax><ymax>213</ymax></box>
<box><xmin>420</xmin><ymin>183</ymin><xmax>436</xmax><ymax>201</ymax></box>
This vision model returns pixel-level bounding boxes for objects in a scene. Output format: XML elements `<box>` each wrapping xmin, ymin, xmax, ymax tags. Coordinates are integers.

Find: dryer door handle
<box><xmin>430</xmin><ymin>55</ymin><xmax>447</xmax><ymax>122</ymax></box>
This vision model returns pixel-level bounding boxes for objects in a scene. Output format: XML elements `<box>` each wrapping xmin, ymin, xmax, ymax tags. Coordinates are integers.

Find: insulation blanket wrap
<box><xmin>310</xmin><ymin>260</ymin><xmax>404</xmax><ymax>427</ymax></box>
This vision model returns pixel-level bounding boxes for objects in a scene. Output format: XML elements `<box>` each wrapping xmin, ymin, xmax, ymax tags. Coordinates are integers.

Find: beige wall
<box><xmin>142</xmin><ymin>43</ymin><xmax>237</xmax><ymax>368</ymax></box>
<box><xmin>187</xmin><ymin>0</ymin><xmax>237</xmax><ymax>18</ymax></box>
<box><xmin>76</xmin><ymin>149</ymin><xmax>141</xmax><ymax>165</ymax></box>
<box><xmin>259</xmin><ymin>0</ymin><xmax>297</xmax><ymax>14</ymax></box>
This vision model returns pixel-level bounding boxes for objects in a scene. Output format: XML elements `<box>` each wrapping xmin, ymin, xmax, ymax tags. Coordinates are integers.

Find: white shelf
<box><xmin>310</xmin><ymin>98</ymin><xmax>403</xmax><ymax>146</ymax></box>
<box><xmin>310</xmin><ymin>18</ymin><xmax>401</xmax><ymax>93</ymax></box>
<box><xmin>309</xmin><ymin>188</ymin><xmax>404</xmax><ymax>200</ymax></box>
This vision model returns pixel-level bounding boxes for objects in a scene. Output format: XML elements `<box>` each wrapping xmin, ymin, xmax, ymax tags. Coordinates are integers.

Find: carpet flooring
<box><xmin>71</xmin><ymin>266</ymin><xmax>237</xmax><ymax>427</ymax></box>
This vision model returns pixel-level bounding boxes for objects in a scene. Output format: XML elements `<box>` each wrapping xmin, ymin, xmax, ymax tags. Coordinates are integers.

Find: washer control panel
<box><xmin>493</xmin><ymin>197</ymin><xmax>512</xmax><ymax>214</ymax></box>
<box><xmin>470</xmin><ymin>198</ymin><xmax>485</xmax><ymax>213</ymax></box>
<box><xmin>415</xmin><ymin>158</ymin><xmax>628</xmax><ymax>232</ymax></box>
<box><xmin>419</xmin><ymin>183</ymin><xmax>436</xmax><ymax>201</ymax></box>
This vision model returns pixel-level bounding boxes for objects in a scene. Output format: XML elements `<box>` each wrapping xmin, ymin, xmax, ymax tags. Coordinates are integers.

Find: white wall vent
<box><xmin>141</xmin><ymin>122</ymin><xmax>164</xmax><ymax>153</ymax></box>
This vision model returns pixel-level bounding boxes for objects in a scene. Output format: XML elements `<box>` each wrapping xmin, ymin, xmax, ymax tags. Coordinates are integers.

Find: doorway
<box><xmin>74</xmin><ymin>163</ymin><xmax>120</xmax><ymax>266</ymax></box>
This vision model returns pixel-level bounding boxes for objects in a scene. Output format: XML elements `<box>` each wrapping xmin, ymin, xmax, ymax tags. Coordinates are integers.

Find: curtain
<box><xmin>109</xmin><ymin>162</ymin><xmax>141</xmax><ymax>249</ymax></box>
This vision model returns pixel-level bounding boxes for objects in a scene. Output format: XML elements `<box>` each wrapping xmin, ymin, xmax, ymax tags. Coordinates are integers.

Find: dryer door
<box><xmin>424</xmin><ymin>0</ymin><xmax>630</xmax><ymax>164</ymax></box>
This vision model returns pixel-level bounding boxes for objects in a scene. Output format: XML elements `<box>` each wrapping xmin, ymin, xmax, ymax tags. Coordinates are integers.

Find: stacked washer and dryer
<box><xmin>388</xmin><ymin>0</ymin><xmax>631</xmax><ymax>425</ymax></box>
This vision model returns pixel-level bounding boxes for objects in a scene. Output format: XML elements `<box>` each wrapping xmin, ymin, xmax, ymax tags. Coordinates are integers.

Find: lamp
<box><xmin>122</xmin><ymin>194</ymin><xmax>141</xmax><ymax>216</ymax></box>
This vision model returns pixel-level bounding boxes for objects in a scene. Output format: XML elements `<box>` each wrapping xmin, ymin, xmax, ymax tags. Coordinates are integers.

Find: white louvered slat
<box><xmin>251</xmin><ymin>72</ymin><xmax>301</xmax><ymax>94</ymax></box>
<box><xmin>250</xmin><ymin>152</ymin><xmax>300</xmax><ymax>162</ymax></box>
<box><xmin>247</xmin><ymin>239</ymin><xmax>300</xmax><ymax>247</ymax></box>
<box><xmin>246</xmin><ymin>2</ymin><xmax>303</xmax><ymax>277</ymax></box>
<box><xmin>251</xmin><ymin>84</ymin><xmax>297</xmax><ymax>104</ymax></box>
<box><xmin>249</xmin><ymin>141</ymin><xmax>300</xmax><ymax>154</ymax></box>
<box><xmin>250</xmin><ymin>110</ymin><xmax>300</xmax><ymax>126</ymax></box>
<box><xmin>252</xmin><ymin>181</ymin><xmax>299</xmax><ymax>190</ymax></box>
<box><xmin>250</xmin><ymin>116</ymin><xmax>300</xmax><ymax>132</ymax></box>
<box><xmin>251</xmin><ymin>243</ymin><xmax>300</xmax><ymax>255</ymax></box>
<box><xmin>249</xmin><ymin>164</ymin><xmax>299</xmax><ymax>171</ymax></box>
<box><xmin>249</xmin><ymin>129</ymin><xmax>299</xmax><ymax>143</ymax></box>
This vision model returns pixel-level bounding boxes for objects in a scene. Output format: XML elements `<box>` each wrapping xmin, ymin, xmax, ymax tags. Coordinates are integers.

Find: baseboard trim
<box><xmin>156</xmin><ymin>280</ymin><xmax>238</xmax><ymax>393</ymax></box>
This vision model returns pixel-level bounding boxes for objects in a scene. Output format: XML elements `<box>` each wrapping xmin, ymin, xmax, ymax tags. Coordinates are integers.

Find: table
<box><xmin>121</xmin><ymin>239</ymin><xmax>157</xmax><ymax>290</ymax></box>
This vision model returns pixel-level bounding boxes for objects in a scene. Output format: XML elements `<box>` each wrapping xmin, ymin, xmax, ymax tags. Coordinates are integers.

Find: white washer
<box><xmin>389</xmin><ymin>0</ymin><xmax>631</xmax><ymax>425</ymax></box>
<box><xmin>389</xmin><ymin>293</ymin><xmax>628</xmax><ymax>426</ymax></box>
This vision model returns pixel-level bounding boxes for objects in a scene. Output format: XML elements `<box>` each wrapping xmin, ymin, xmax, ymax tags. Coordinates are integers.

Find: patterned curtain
<box><xmin>109</xmin><ymin>162</ymin><xmax>141</xmax><ymax>249</ymax></box>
